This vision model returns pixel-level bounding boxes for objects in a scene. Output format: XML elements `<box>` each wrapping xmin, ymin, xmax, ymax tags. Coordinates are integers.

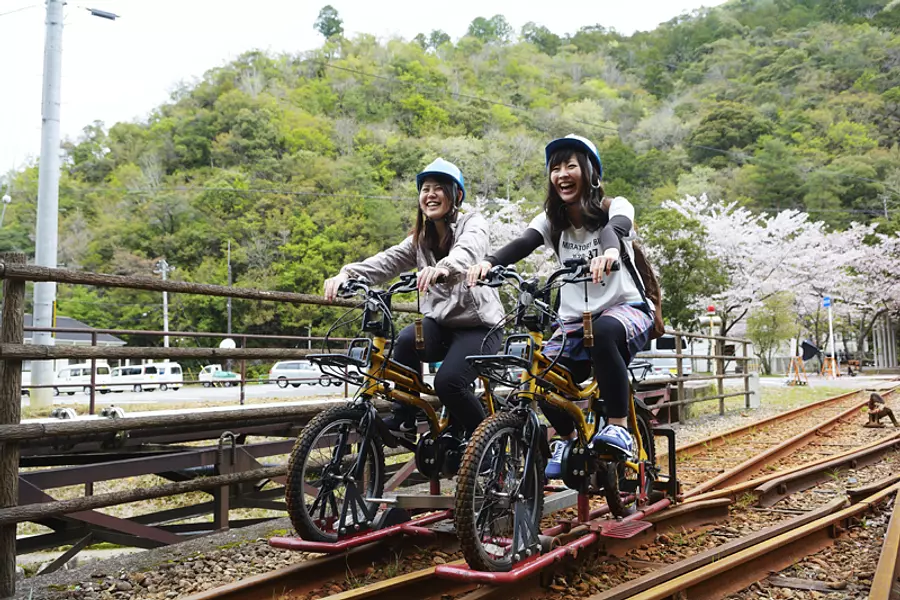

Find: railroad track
<box><xmin>183</xmin><ymin>386</ymin><xmax>900</xmax><ymax>600</ymax></box>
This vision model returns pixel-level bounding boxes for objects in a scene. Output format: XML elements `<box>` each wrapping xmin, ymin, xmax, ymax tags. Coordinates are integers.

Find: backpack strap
<box><xmin>619</xmin><ymin>238</ymin><xmax>652</xmax><ymax>312</ymax></box>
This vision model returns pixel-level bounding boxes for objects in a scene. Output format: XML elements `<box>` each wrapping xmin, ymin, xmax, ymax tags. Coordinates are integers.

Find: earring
<box><xmin>590</xmin><ymin>177</ymin><xmax>601</xmax><ymax>190</ymax></box>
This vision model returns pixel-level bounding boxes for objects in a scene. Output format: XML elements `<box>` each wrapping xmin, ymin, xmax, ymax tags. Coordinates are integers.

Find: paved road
<box><xmin>28</xmin><ymin>381</ymin><xmax>350</xmax><ymax>408</ymax></box>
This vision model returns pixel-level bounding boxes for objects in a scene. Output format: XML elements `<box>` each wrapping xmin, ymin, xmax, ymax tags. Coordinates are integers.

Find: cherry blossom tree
<box><xmin>465</xmin><ymin>197</ymin><xmax>555</xmax><ymax>276</ymax></box>
<box><xmin>663</xmin><ymin>195</ymin><xmax>887</xmax><ymax>340</ymax></box>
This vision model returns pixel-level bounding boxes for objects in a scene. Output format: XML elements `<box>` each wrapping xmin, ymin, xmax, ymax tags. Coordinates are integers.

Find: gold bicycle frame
<box><xmin>355</xmin><ymin>335</ymin><xmax>495</xmax><ymax>439</ymax></box>
<box><xmin>515</xmin><ymin>330</ymin><xmax>649</xmax><ymax>467</ymax></box>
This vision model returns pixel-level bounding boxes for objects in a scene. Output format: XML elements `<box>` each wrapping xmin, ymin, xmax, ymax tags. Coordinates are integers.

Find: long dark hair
<box><xmin>411</xmin><ymin>176</ymin><xmax>460</xmax><ymax>260</ymax></box>
<box><xmin>544</xmin><ymin>149</ymin><xmax>607</xmax><ymax>236</ymax></box>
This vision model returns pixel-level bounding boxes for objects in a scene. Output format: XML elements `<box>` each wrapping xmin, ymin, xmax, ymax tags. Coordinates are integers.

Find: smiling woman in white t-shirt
<box><xmin>467</xmin><ymin>134</ymin><xmax>655</xmax><ymax>480</ymax></box>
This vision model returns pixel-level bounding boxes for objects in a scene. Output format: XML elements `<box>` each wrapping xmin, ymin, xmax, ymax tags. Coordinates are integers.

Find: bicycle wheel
<box><xmin>455</xmin><ymin>412</ymin><xmax>545</xmax><ymax>572</ymax></box>
<box><xmin>603</xmin><ymin>409</ymin><xmax>656</xmax><ymax>518</ymax></box>
<box><xmin>285</xmin><ymin>406</ymin><xmax>385</xmax><ymax>542</ymax></box>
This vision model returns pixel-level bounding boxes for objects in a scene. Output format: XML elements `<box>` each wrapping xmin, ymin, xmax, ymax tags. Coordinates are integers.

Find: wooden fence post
<box><xmin>675</xmin><ymin>333</ymin><xmax>684</xmax><ymax>424</ymax></box>
<box><xmin>0</xmin><ymin>253</ymin><xmax>25</xmax><ymax>598</ymax></box>
<box><xmin>716</xmin><ymin>337</ymin><xmax>726</xmax><ymax>415</ymax></box>
<box><xmin>743</xmin><ymin>340</ymin><xmax>752</xmax><ymax>409</ymax></box>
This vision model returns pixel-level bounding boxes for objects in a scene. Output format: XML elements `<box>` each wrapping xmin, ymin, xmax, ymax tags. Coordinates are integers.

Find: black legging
<box><xmin>540</xmin><ymin>315</ymin><xmax>634</xmax><ymax>437</ymax></box>
<box><xmin>391</xmin><ymin>318</ymin><xmax>501</xmax><ymax>436</ymax></box>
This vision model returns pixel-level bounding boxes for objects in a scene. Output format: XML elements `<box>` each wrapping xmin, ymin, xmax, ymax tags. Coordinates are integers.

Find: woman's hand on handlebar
<box><xmin>323</xmin><ymin>272</ymin><xmax>349</xmax><ymax>302</ymax></box>
<box><xmin>590</xmin><ymin>248</ymin><xmax>620</xmax><ymax>283</ymax></box>
<box><xmin>467</xmin><ymin>261</ymin><xmax>493</xmax><ymax>288</ymax></box>
<box><xmin>417</xmin><ymin>266</ymin><xmax>450</xmax><ymax>293</ymax></box>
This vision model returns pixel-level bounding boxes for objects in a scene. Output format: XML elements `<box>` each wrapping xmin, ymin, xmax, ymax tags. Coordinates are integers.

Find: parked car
<box><xmin>268</xmin><ymin>360</ymin><xmax>339</xmax><ymax>388</ymax></box>
<box><xmin>155</xmin><ymin>362</ymin><xmax>184</xmax><ymax>391</ymax></box>
<box><xmin>110</xmin><ymin>364</ymin><xmax>160</xmax><ymax>392</ymax></box>
<box><xmin>199</xmin><ymin>364</ymin><xmax>239</xmax><ymax>387</ymax></box>
<box><xmin>640</xmin><ymin>335</ymin><xmax>693</xmax><ymax>381</ymax></box>
<box><xmin>21</xmin><ymin>370</ymin><xmax>30</xmax><ymax>396</ymax></box>
<box><xmin>55</xmin><ymin>363</ymin><xmax>113</xmax><ymax>395</ymax></box>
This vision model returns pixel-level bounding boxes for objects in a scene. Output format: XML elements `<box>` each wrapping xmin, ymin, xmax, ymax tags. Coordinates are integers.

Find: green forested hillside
<box><xmin>4</xmin><ymin>0</ymin><xmax>900</xmax><ymax>340</ymax></box>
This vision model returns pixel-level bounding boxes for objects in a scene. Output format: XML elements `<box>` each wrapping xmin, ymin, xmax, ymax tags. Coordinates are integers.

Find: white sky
<box><xmin>0</xmin><ymin>0</ymin><xmax>728</xmax><ymax>173</ymax></box>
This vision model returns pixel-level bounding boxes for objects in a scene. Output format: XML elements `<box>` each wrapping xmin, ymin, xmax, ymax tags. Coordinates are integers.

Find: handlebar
<box><xmin>477</xmin><ymin>257</ymin><xmax>620</xmax><ymax>292</ymax></box>
<box><xmin>337</xmin><ymin>270</ymin><xmax>445</xmax><ymax>299</ymax></box>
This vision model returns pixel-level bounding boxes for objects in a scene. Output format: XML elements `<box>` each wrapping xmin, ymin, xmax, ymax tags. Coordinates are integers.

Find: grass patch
<box><xmin>685</xmin><ymin>383</ymin><xmax>849</xmax><ymax>419</ymax></box>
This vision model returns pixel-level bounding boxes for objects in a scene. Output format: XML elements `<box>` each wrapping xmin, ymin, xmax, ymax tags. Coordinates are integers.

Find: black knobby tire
<box><xmin>603</xmin><ymin>409</ymin><xmax>656</xmax><ymax>518</ymax></box>
<box><xmin>455</xmin><ymin>412</ymin><xmax>545</xmax><ymax>572</ymax></box>
<box><xmin>285</xmin><ymin>405</ymin><xmax>385</xmax><ymax>542</ymax></box>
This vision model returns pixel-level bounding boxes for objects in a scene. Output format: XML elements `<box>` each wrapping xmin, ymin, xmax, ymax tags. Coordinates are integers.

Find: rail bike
<box><xmin>437</xmin><ymin>258</ymin><xmax>679</xmax><ymax>578</ymax></box>
<box><xmin>272</xmin><ymin>272</ymin><xmax>500</xmax><ymax>552</ymax></box>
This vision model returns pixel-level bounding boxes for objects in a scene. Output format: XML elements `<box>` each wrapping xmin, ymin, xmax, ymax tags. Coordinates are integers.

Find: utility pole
<box><xmin>31</xmin><ymin>0</ymin><xmax>65</xmax><ymax>409</ymax></box>
<box><xmin>154</xmin><ymin>259</ymin><xmax>175</xmax><ymax>347</ymax></box>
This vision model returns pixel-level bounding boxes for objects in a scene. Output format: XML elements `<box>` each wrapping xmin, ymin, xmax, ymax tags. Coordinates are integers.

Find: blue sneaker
<box><xmin>545</xmin><ymin>440</ymin><xmax>567</xmax><ymax>479</ymax></box>
<box><xmin>591</xmin><ymin>424</ymin><xmax>636</xmax><ymax>459</ymax></box>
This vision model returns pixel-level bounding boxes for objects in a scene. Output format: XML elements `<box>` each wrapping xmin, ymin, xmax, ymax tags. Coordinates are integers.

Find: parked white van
<box><xmin>155</xmin><ymin>362</ymin><xmax>183</xmax><ymax>391</ymax></box>
<box><xmin>54</xmin><ymin>364</ymin><xmax>113</xmax><ymax>395</ymax></box>
<box><xmin>110</xmin><ymin>364</ymin><xmax>160</xmax><ymax>392</ymax></box>
<box><xmin>640</xmin><ymin>335</ymin><xmax>693</xmax><ymax>381</ymax></box>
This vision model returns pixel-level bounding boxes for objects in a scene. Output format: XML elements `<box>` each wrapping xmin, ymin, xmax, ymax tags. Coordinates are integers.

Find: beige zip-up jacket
<box><xmin>340</xmin><ymin>213</ymin><xmax>504</xmax><ymax>328</ymax></box>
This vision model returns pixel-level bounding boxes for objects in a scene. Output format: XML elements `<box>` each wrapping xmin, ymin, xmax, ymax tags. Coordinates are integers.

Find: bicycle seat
<box><xmin>628</xmin><ymin>360</ymin><xmax>652</xmax><ymax>383</ymax></box>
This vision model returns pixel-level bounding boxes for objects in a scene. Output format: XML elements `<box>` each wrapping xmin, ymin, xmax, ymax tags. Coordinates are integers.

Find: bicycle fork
<box><xmin>321</xmin><ymin>407</ymin><xmax>380</xmax><ymax>537</ymax></box>
<box><xmin>509</xmin><ymin>410</ymin><xmax>545</xmax><ymax>562</ymax></box>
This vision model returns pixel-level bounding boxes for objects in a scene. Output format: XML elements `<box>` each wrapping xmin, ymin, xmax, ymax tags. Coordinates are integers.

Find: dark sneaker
<box><xmin>545</xmin><ymin>440</ymin><xmax>567</xmax><ymax>479</ymax></box>
<box><xmin>591</xmin><ymin>424</ymin><xmax>636</xmax><ymax>459</ymax></box>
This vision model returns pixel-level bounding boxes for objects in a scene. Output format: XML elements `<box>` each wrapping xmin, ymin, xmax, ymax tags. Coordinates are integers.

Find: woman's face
<box><xmin>419</xmin><ymin>177</ymin><xmax>452</xmax><ymax>220</ymax></box>
<box><xmin>549</xmin><ymin>153</ymin><xmax>584</xmax><ymax>206</ymax></box>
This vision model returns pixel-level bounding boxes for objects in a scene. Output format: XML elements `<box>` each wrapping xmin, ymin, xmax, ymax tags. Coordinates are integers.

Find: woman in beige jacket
<box><xmin>324</xmin><ymin>158</ymin><xmax>504</xmax><ymax>438</ymax></box>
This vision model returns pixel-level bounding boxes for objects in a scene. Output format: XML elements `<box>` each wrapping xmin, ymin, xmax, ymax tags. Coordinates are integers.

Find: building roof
<box><xmin>24</xmin><ymin>314</ymin><xmax>126</xmax><ymax>346</ymax></box>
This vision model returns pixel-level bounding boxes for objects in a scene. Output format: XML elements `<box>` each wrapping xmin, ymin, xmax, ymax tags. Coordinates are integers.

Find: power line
<box><xmin>5</xmin><ymin>183</ymin><xmax>888</xmax><ymax>215</ymax></box>
<box><xmin>0</xmin><ymin>3</ymin><xmax>38</xmax><ymax>17</ymax></box>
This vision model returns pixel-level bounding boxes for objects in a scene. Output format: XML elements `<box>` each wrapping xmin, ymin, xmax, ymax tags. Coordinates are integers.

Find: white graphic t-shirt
<box><xmin>527</xmin><ymin>196</ymin><xmax>644</xmax><ymax>321</ymax></box>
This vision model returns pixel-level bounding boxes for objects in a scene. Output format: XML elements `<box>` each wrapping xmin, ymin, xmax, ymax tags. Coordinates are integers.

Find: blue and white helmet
<box><xmin>416</xmin><ymin>158</ymin><xmax>466</xmax><ymax>205</ymax></box>
<box><xmin>544</xmin><ymin>134</ymin><xmax>603</xmax><ymax>180</ymax></box>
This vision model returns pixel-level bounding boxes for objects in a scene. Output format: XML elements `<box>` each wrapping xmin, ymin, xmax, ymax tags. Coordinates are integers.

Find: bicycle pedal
<box><xmin>594</xmin><ymin>519</ymin><xmax>652</xmax><ymax>539</ymax></box>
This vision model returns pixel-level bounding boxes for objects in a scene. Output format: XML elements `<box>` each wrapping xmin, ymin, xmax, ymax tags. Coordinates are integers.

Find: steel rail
<box><xmin>754</xmin><ymin>433</ymin><xmax>900</xmax><ymax>506</ymax></box>
<box><xmin>870</xmin><ymin>489</ymin><xmax>900</xmax><ymax>600</ymax></box>
<box><xmin>182</xmin><ymin>496</ymin><xmax>732</xmax><ymax>600</ymax></box>
<box><xmin>613</xmin><ymin>479</ymin><xmax>900</xmax><ymax>600</ymax></box>
<box><xmin>665</xmin><ymin>388</ymin><xmax>866</xmax><ymax>461</ymax></box>
<box><xmin>683</xmin><ymin>396</ymin><xmax>872</xmax><ymax>497</ymax></box>
<box><xmin>588</xmin><ymin>497</ymin><xmax>850</xmax><ymax>600</ymax></box>
<box><xmin>684</xmin><ymin>429</ymin><xmax>900</xmax><ymax>505</ymax></box>
<box><xmin>179</xmin><ymin>387</ymin><xmax>896</xmax><ymax>600</ymax></box>
<box><xmin>678</xmin><ymin>387</ymin><xmax>897</xmax><ymax>500</ymax></box>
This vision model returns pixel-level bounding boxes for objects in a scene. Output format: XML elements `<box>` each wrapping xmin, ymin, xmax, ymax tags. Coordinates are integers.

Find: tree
<box><xmin>521</xmin><ymin>22</ymin><xmax>562</xmax><ymax>55</ymax></box>
<box><xmin>428</xmin><ymin>30</ymin><xmax>451</xmax><ymax>50</ymax></box>
<box><xmin>747</xmin><ymin>292</ymin><xmax>796</xmax><ymax>374</ymax></box>
<box><xmin>641</xmin><ymin>208</ymin><xmax>728</xmax><ymax>330</ymax></box>
<box><xmin>466</xmin><ymin>15</ymin><xmax>513</xmax><ymax>43</ymax></box>
<box><xmin>314</xmin><ymin>5</ymin><xmax>343</xmax><ymax>39</ymax></box>
<box><xmin>686</xmin><ymin>102</ymin><xmax>772</xmax><ymax>166</ymax></box>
